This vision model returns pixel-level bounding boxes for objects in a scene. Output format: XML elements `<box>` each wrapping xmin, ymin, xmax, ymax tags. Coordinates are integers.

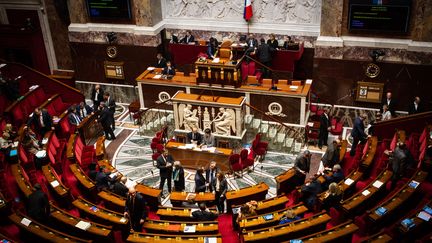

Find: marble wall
<box><xmin>320</xmin><ymin>0</ymin><xmax>343</xmax><ymax>37</ymax></box>
<box><xmin>68</xmin><ymin>0</ymin><xmax>87</xmax><ymax>24</ymax></box>
<box><xmin>69</xmin><ymin>31</ymin><xmax>162</xmax><ymax>47</ymax></box>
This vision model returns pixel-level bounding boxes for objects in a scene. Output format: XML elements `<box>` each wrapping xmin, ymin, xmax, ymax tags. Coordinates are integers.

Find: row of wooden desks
<box><xmin>293</xmin><ymin>221</ymin><xmax>359</xmax><ymax>243</ymax></box>
<box><xmin>42</xmin><ymin>164</ymin><xmax>69</xmax><ymax>199</ymax></box>
<box><xmin>10</xmin><ymin>163</ymin><xmax>33</xmax><ymax>197</ymax></box>
<box><xmin>144</xmin><ymin>219</ymin><xmax>219</xmax><ymax>235</ymax></box>
<box><xmin>127</xmin><ymin>232</ymin><xmax>222</xmax><ymax>243</ymax></box>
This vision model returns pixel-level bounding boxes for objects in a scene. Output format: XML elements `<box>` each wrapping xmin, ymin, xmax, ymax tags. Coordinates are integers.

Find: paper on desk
<box><xmin>153</xmin><ymin>74</ymin><xmax>162</xmax><ymax>79</ymax></box>
<box><xmin>184</xmin><ymin>144</ymin><xmax>195</xmax><ymax>149</ymax></box>
<box><xmin>120</xmin><ymin>217</ymin><xmax>127</xmax><ymax>223</ymax></box>
<box><xmin>20</xmin><ymin>217</ymin><xmax>32</xmax><ymax>227</ymax></box>
<box><xmin>41</xmin><ymin>138</ymin><xmax>49</xmax><ymax>145</ymax></box>
<box><xmin>183</xmin><ymin>225</ymin><xmax>196</xmax><ymax>233</ymax></box>
<box><xmin>372</xmin><ymin>180</ymin><xmax>383</xmax><ymax>188</ymax></box>
<box><xmin>50</xmin><ymin>180</ymin><xmax>60</xmax><ymax>188</ymax></box>
<box><xmin>306</xmin><ymin>79</ymin><xmax>312</xmax><ymax>84</ymax></box>
<box><xmin>147</xmin><ymin>67</ymin><xmax>155</xmax><ymax>71</ymax></box>
<box><xmin>204</xmin><ymin>237</ymin><xmax>217</xmax><ymax>243</ymax></box>
<box><xmin>0</xmin><ymin>63</ymin><xmax>6</xmax><ymax>68</ymax></box>
<box><xmin>307</xmin><ymin>122</ymin><xmax>314</xmax><ymax>127</ymax></box>
<box><xmin>109</xmin><ymin>172</ymin><xmax>118</xmax><ymax>179</ymax></box>
<box><xmin>35</xmin><ymin>150</ymin><xmax>46</xmax><ymax>158</ymax></box>
<box><xmin>289</xmin><ymin>85</ymin><xmax>299</xmax><ymax>91</ymax></box>
<box><xmin>344</xmin><ymin>178</ymin><xmax>354</xmax><ymax>186</ymax></box>
<box><xmin>212</xmin><ymin>58</ymin><xmax>220</xmax><ymax>63</ymax></box>
<box><xmin>417</xmin><ymin>211</ymin><xmax>431</xmax><ymax>221</ymax></box>
<box><xmin>75</xmin><ymin>220</ymin><xmax>91</xmax><ymax>231</ymax></box>
<box><xmin>362</xmin><ymin>190</ymin><xmax>371</xmax><ymax>196</ymax></box>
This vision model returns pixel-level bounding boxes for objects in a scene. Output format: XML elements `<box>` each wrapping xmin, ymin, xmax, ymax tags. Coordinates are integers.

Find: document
<box><xmin>35</xmin><ymin>150</ymin><xmax>46</xmax><ymax>158</ymax></box>
<box><xmin>372</xmin><ymin>180</ymin><xmax>383</xmax><ymax>188</ymax></box>
<box><xmin>147</xmin><ymin>67</ymin><xmax>155</xmax><ymax>71</ymax></box>
<box><xmin>204</xmin><ymin>237</ymin><xmax>217</xmax><ymax>243</ymax></box>
<box><xmin>20</xmin><ymin>218</ymin><xmax>32</xmax><ymax>227</ymax></box>
<box><xmin>50</xmin><ymin>180</ymin><xmax>60</xmax><ymax>188</ymax></box>
<box><xmin>75</xmin><ymin>221</ymin><xmax>91</xmax><ymax>231</ymax></box>
<box><xmin>289</xmin><ymin>85</ymin><xmax>299</xmax><ymax>91</ymax></box>
<box><xmin>212</xmin><ymin>58</ymin><xmax>220</xmax><ymax>63</ymax></box>
<box><xmin>153</xmin><ymin>74</ymin><xmax>162</xmax><ymax>79</ymax></box>
<box><xmin>41</xmin><ymin>138</ymin><xmax>49</xmax><ymax>145</ymax></box>
<box><xmin>120</xmin><ymin>217</ymin><xmax>127</xmax><ymax>223</ymax></box>
<box><xmin>362</xmin><ymin>190</ymin><xmax>371</xmax><ymax>196</ymax></box>
<box><xmin>183</xmin><ymin>225</ymin><xmax>196</xmax><ymax>233</ymax></box>
<box><xmin>344</xmin><ymin>178</ymin><xmax>354</xmax><ymax>186</ymax></box>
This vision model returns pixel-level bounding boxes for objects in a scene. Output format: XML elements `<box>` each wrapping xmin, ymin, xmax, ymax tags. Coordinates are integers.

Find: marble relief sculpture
<box><xmin>212</xmin><ymin>108</ymin><xmax>236</xmax><ymax>136</ymax></box>
<box><xmin>179</xmin><ymin>104</ymin><xmax>199</xmax><ymax>131</ymax></box>
<box><xmin>164</xmin><ymin>0</ymin><xmax>321</xmax><ymax>24</ymax></box>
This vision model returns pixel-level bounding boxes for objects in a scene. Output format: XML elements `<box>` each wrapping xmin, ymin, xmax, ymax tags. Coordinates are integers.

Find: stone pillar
<box><xmin>411</xmin><ymin>0</ymin><xmax>432</xmax><ymax>42</ymax></box>
<box><xmin>320</xmin><ymin>0</ymin><xmax>344</xmax><ymax>37</ymax></box>
<box><xmin>132</xmin><ymin>0</ymin><xmax>162</xmax><ymax>26</ymax></box>
<box><xmin>68</xmin><ymin>0</ymin><xmax>88</xmax><ymax>24</ymax></box>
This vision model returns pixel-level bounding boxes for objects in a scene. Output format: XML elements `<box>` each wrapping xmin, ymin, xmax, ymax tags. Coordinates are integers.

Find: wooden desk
<box><xmin>296</xmin><ymin>221</ymin><xmax>358</xmax><ymax>242</ymax></box>
<box><xmin>226</xmin><ymin>182</ymin><xmax>269</xmax><ymax>209</ymax></box>
<box><xmin>368</xmin><ymin>171</ymin><xmax>428</xmax><ymax>224</ymax></box>
<box><xmin>239</xmin><ymin>203</ymin><xmax>308</xmax><ymax>231</ymax></box>
<box><xmin>50</xmin><ymin>203</ymin><xmax>113</xmax><ymax>241</ymax></box>
<box><xmin>66</xmin><ymin>134</ymin><xmax>77</xmax><ymax>160</ymax></box>
<box><xmin>242</xmin><ymin>212</ymin><xmax>331</xmax><ymax>242</ymax></box>
<box><xmin>143</xmin><ymin>219</ymin><xmax>218</xmax><ymax>235</ymax></box>
<box><xmin>69</xmin><ymin>163</ymin><xmax>96</xmax><ymax>192</ymax></box>
<box><xmin>234</xmin><ymin>195</ymin><xmax>289</xmax><ymax>216</ymax></box>
<box><xmin>341</xmin><ymin>170</ymin><xmax>393</xmax><ymax>215</ymax></box>
<box><xmin>275</xmin><ymin>168</ymin><xmax>296</xmax><ymax>195</ymax></box>
<box><xmin>73</xmin><ymin>197</ymin><xmax>128</xmax><ymax>229</ymax></box>
<box><xmin>9</xmin><ymin>212</ymin><xmax>91</xmax><ymax>243</ymax></box>
<box><xmin>135</xmin><ymin>184</ymin><xmax>161</xmax><ymax>210</ymax></box>
<box><xmin>77</xmin><ymin>112</ymin><xmax>103</xmax><ymax>145</ymax></box>
<box><xmin>165</xmin><ymin>141</ymin><xmax>232</xmax><ymax>171</ymax></box>
<box><xmin>195</xmin><ymin>58</ymin><xmax>240</xmax><ymax>87</ymax></box>
<box><xmin>339</xmin><ymin>170</ymin><xmax>364</xmax><ymax>199</ymax></box>
<box><xmin>339</xmin><ymin>140</ymin><xmax>348</xmax><ymax>163</ymax></box>
<box><xmin>95</xmin><ymin>136</ymin><xmax>106</xmax><ymax>160</ymax></box>
<box><xmin>42</xmin><ymin>164</ymin><xmax>69</xmax><ymax>198</ymax></box>
<box><xmin>361</xmin><ymin>136</ymin><xmax>378</xmax><ymax>168</ymax></box>
<box><xmin>358</xmin><ymin>231</ymin><xmax>392</xmax><ymax>243</ymax></box>
<box><xmin>157</xmin><ymin>206</ymin><xmax>218</xmax><ymax>221</ymax></box>
<box><xmin>127</xmin><ymin>232</ymin><xmax>222</xmax><ymax>243</ymax></box>
<box><xmin>170</xmin><ymin>191</ymin><xmax>215</xmax><ymax>206</ymax></box>
<box><xmin>10</xmin><ymin>164</ymin><xmax>33</xmax><ymax>197</ymax></box>
<box><xmin>98</xmin><ymin>189</ymin><xmax>125</xmax><ymax>213</ymax></box>
<box><xmin>397</xmin><ymin>200</ymin><xmax>432</xmax><ymax>235</ymax></box>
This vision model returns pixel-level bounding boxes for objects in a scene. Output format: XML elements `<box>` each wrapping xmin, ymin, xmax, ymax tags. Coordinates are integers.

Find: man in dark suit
<box><xmin>180</xmin><ymin>31</ymin><xmax>195</xmax><ymax>44</ymax></box>
<box><xmin>155</xmin><ymin>53</ymin><xmax>167</xmax><ymax>68</ymax></box>
<box><xmin>318</xmin><ymin>108</ymin><xmax>331</xmax><ymax>149</ymax></box>
<box><xmin>323</xmin><ymin>164</ymin><xmax>344</xmax><ymax>189</ymax></box>
<box><xmin>156</xmin><ymin>150</ymin><xmax>174</xmax><ymax>194</ymax></box>
<box><xmin>256</xmin><ymin>38</ymin><xmax>275</xmax><ymax>78</ymax></box>
<box><xmin>26</xmin><ymin>183</ymin><xmax>50</xmax><ymax>223</ymax></box>
<box><xmin>67</xmin><ymin>105</ymin><xmax>82</xmax><ymax>126</ymax></box>
<box><xmin>162</xmin><ymin>61</ymin><xmax>176</xmax><ymax>76</ymax></box>
<box><xmin>321</xmin><ymin>140</ymin><xmax>340</xmax><ymax>169</ymax></box>
<box><xmin>382</xmin><ymin>91</ymin><xmax>397</xmax><ymax>117</ymax></box>
<box><xmin>112</xmin><ymin>176</ymin><xmax>129</xmax><ymax>197</ymax></box>
<box><xmin>77</xmin><ymin>101</ymin><xmax>93</xmax><ymax>119</ymax></box>
<box><xmin>294</xmin><ymin>150</ymin><xmax>311</xmax><ymax>186</ymax></box>
<box><xmin>300</xmin><ymin>175</ymin><xmax>322</xmax><ymax>209</ymax></box>
<box><xmin>187</xmin><ymin>127</ymin><xmax>202</xmax><ymax>145</ymax></box>
<box><xmin>206</xmin><ymin>161</ymin><xmax>219</xmax><ymax>192</ymax></box>
<box><xmin>192</xmin><ymin>203</ymin><xmax>218</xmax><ymax>221</ymax></box>
<box><xmin>246</xmin><ymin>33</ymin><xmax>258</xmax><ymax>49</ymax></box>
<box><xmin>350</xmin><ymin>114</ymin><xmax>368</xmax><ymax>156</ymax></box>
<box><xmin>104</xmin><ymin>92</ymin><xmax>116</xmax><ymax>130</ymax></box>
<box><xmin>95</xmin><ymin>166</ymin><xmax>116</xmax><ymax>191</ymax></box>
<box><xmin>91</xmin><ymin>84</ymin><xmax>104</xmax><ymax>109</ymax></box>
<box><xmin>97</xmin><ymin>103</ymin><xmax>116</xmax><ymax>140</ymax></box>
<box><xmin>408</xmin><ymin>96</ymin><xmax>423</xmax><ymax>115</ymax></box>
<box><xmin>124</xmin><ymin>187</ymin><xmax>147</xmax><ymax>232</ymax></box>
<box><xmin>27</xmin><ymin>107</ymin><xmax>53</xmax><ymax>137</ymax></box>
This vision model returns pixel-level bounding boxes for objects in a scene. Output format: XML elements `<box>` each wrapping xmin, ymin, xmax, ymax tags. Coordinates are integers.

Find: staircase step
<box><xmin>294</xmin><ymin>142</ymin><xmax>302</xmax><ymax>152</ymax></box>
<box><xmin>252</xmin><ymin>118</ymin><xmax>261</xmax><ymax>129</ymax></box>
<box><xmin>245</xmin><ymin>114</ymin><xmax>254</xmax><ymax>125</ymax></box>
<box><xmin>277</xmin><ymin>133</ymin><xmax>286</xmax><ymax>143</ymax></box>
<box><xmin>285</xmin><ymin>137</ymin><xmax>294</xmax><ymax>147</ymax></box>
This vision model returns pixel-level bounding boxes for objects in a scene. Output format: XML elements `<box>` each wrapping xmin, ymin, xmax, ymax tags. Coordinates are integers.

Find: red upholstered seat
<box><xmin>156</xmin><ymin>144</ymin><xmax>165</xmax><ymax>154</ymax></box>
<box><xmin>240</xmin><ymin>149</ymin><xmax>254</xmax><ymax>171</ymax></box>
<box><xmin>330</xmin><ymin>117</ymin><xmax>343</xmax><ymax>136</ymax></box>
<box><xmin>150</xmin><ymin>142</ymin><xmax>158</xmax><ymax>153</ymax></box>
<box><xmin>74</xmin><ymin>136</ymin><xmax>95</xmax><ymax>169</ymax></box>
<box><xmin>52</xmin><ymin>96</ymin><xmax>69</xmax><ymax>115</ymax></box>
<box><xmin>34</xmin><ymin>87</ymin><xmax>47</xmax><ymax>104</ymax></box>
<box><xmin>229</xmin><ymin>153</ymin><xmax>245</xmax><ymax>177</ymax></box>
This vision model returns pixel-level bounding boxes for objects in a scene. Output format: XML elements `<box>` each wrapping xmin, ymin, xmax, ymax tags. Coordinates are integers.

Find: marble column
<box><xmin>68</xmin><ymin>0</ymin><xmax>88</xmax><ymax>24</ymax></box>
<box><xmin>133</xmin><ymin>0</ymin><xmax>162</xmax><ymax>26</ymax></box>
<box><xmin>411</xmin><ymin>0</ymin><xmax>432</xmax><ymax>42</ymax></box>
<box><xmin>320</xmin><ymin>0</ymin><xmax>343</xmax><ymax>37</ymax></box>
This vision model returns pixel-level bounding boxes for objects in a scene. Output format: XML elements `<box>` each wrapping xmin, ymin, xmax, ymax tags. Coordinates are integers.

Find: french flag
<box><xmin>244</xmin><ymin>0</ymin><xmax>253</xmax><ymax>22</ymax></box>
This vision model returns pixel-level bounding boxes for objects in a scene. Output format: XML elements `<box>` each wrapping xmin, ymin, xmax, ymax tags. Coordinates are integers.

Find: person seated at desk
<box><xmin>95</xmin><ymin>166</ymin><xmax>117</xmax><ymax>191</ymax></box>
<box><xmin>300</xmin><ymin>175</ymin><xmax>322</xmax><ymax>210</ymax></box>
<box><xmin>21</xmin><ymin>126</ymin><xmax>41</xmax><ymax>155</ymax></box>
<box><xmin>187</xmin><ymin>127</ymin><xmax>202</xmax><ymax>145</ymax></box>
<box><xmin>27</xmin><ymin>107</ymin><xmax>53</xmax><ymax>138</ymax></box>
<box><xmin>279</xmin><ymin>209</ymin><xmax>301</xmax><ymax>224</ymax></box>
<box><xmin>202</xmin><ymin>128</ymin><xmax>215</xmax><ymax>147</ymax></box>
<box><xmin>77</xmin><ymin>101</ymin><xmax>93</xmax><ymax>119</ymax></box>
<box><xmin>0</xmin><ymin>131</ymin><xmax>13</xmax><ymax>151</ymax></box>
<box><xmin>321</xmin><ymin>182</ymin><xmax>343</xmax><ymax>211</ymax></box>
<box><xmin>321</xmin><ymin>140</ymin><xmax>340</xmax><ymax>170</ymax></box>
<box><xmin>3</xmin><ymin>123</ymin><xmax>17</xmax><ymax>141</ymax></box>
<box><xmin>283</xmin><ymin>36</ymin><xmax>296</xmax><ymax>49</ymax></box>
<box><xmin>88</xmin><ymin>162</ymin><xmax>98</xmax><ymax>181</ymax></box>
<box><xmin>162</xmin><ymin>61</ymin><xmax>176</xmax><ymax>76</ymax></box>
<box><xmin>323</xmin><ymin>164</ymin><xmax>344</xmax><ymax>189</ymax></box>
<box><xmin>246</xmin><ymin>33</ymin><xmax>258</xmax><ymax>49</ymax></box>
<box><xmin>68</xmin><ymin>105</ymin><xmax>82</xmax><ymax>126</ymax></box>
<box><xmin>267</xmin><ymin>33</ymin><xmax>279</xmax><ymax>50</ymax></box>
<box><xmin>112</xmin><ymin>176</ymin><xmax>129</xmax><ymax>197</ymax></box>
<box><xmin>180</xmin><ymin>31</ymin><xmax>195</xmax><ymax>44</ymax></box>
<box><xmin>192</xmin><ymin>203</ymin><xmax>218</xmax><ymax>221</ymax></box>
<box><xmin>207</xmin><ymin>37</ymin><xmax>218</xmax><ymax>59</ymax></box>
<box><xmin>27</xmin><ymin>183</ymin><xmax>50</xmax><ymax>224</ymax></box>
<box><xmin>170</xmin><ymin>34</ymin><xmax>179</xmax><ymax>44</ymax></box>
<box><xmin>195</xmin><ymin>167</ymin><xmax>208</xmax><ymax>193</ymax></box>
<box><xmin>155</xmin><ymin>53</ymin><xmax>167</xmax><ymax>68</ymax></box>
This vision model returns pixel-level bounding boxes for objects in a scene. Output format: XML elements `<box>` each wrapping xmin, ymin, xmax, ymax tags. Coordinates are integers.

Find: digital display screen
<box><xmin>86</xmin><ymin>0</ymin><xmax>131</xmax><ymax>19</ymax></box>
<box><xmin>349</xmin><ymin>0</ymin><xmax>411</xmax><ymax>33</ymax></box>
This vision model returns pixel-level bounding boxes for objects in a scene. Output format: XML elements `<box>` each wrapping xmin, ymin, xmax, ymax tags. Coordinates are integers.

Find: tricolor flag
<box><xmin>244</xmin><ymin>0</ymin><xmax>253</xmax><ymax>22</ymax></box>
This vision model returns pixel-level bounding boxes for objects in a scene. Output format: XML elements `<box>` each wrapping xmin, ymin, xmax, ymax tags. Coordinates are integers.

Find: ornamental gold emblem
<box><xmin>365</xmin><ymin>63</ymin><xmax>380</xmax><ymax>78</ymax></box>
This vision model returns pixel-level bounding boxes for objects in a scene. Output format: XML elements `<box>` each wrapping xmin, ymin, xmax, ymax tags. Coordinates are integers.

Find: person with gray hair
<box><xmin>172</xmin><ymin>161</ymin><xmax>185</xmax><ymax>192</ymax></box>
<box><xmin>294</xmin><ymin>150</ymin><xmax>311</xmax><ymax>185</ymax></box>
<box><xmin>323</xmin><ymin>164</ymin><xmax>344</xmax><ymax>189</ymax></box>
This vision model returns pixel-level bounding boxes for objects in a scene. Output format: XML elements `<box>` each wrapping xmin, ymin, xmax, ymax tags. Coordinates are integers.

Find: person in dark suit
<box><xmin>192</xmin><ymin>203</ymin><xmax>218</xmax><ymax>221</ymax></box>
<box><xmin>267</xmin><ymin>33</ymin><xmax>279</xmax><ymax>49</ymax></box>
<box><xmin>26</xmin><ymin>183</ymin><xmax>50</xmax><ymax>223</ymax></box>
<box><xmin>382</xmin><ymin>91</ymin><xmax>397</xmax><ymax>117</ymax></box>
<box><xmin>206</xmin><ymin>161</ymin><xmax>220</xmax><ymax>192</ymax></box>
<box><xmin>246</xmin><ymin>33</ymin><xmax>258</xmax><ymax>49</ymax></box>
<box><xmin>95</xmin><ymin>166</ymin><xmax>116</xmax><ymax>191</ymax></box>
<box><xmin>91</xmin><ymin>84</ymin><xmax>104</xmax><ymax>109</ymax></box>
<box><xmin>104</xmin><ymin>92</ymin><xmax>116</xmax><ymax>130</ymax></box>
<box><xmin>180</xmin><ymin>31</ymin><xmax>195</xmax><ymax>44</ymax></box>
<box><xmin>300</xmin><ymin>175</ymin><xmax>322</xmax><ymax>210</ymax></box>
<box><xmin>321</xmin><ymin>140</ymin><xmax>340</xmax><ymax>169</ymax></box>
<box><xmin>172</xmin><ymin>161</ymin><xmax>185</xmax><ymax>192</ymax></box>
<box><xmin>77</xmin><ymin>101</ymin><xmax>93</xmax><ymax>119</ymax></box>
<box><xmin>318</xmin><ymin>108</ymin><xmax>331</xmax><ymax>149</ymax></box>
<box><xmin>321</xmin><ymin>182</ymin><xmax>343</xmax><ymax>211</ymax></box>
<box><xmin>170</xmin><ymin>34</ymin><xmax>179</xmax><ymax>44</ymax></box>
<box><xmin>124</xmin><ymin>187</ymin><xmax>147</xmax><ymax>232</ymax></box>
<box><xmin>283</xmin><ymin>36</ymin><xmax>294</xmax><ymax>49</ymax></box>
<box><xmin>195</xmin><ymin>167</ymin><xmax>207</xmax><ymax>193</ymax></box>
<box><xmin>156</xmin><ymin>150</ymin><xmax>174</xmax><ymax>194</ymax></box>
<box><xmin>294</xmin><ymin>150</ymin><xmax>311</xmax><ymax>186</ymax></box>
<box><xmin>387</xmin><ymin>142</ymin><xmax>408</xmax><ymax>185</ymax></box>
<box><xmin>27</xmin><ymin>108</ymin><xmax>53</xmax><ymax>137</ymax></box>
<box><xmin>155</xmin><ymin>53</ymin><xmax>167</xmax><ymax>68</ymax></box>
<box><xmin>207</xmin><ymin>37</ymin><xmax>219</xmax><ymax>59</ymax></box>
<box><xmin>323</xmin><ymin>164</ymin><xmax>344</xmax><ymax>189</ymax></box>
<box><xmin>162</xmin><ymin>61</ymin><xmax>176</xmax><ymax>76</ymax></box>
<box><xmin>187</xmin><ymin>127</ymin><xmax>202</xmax><ymax>145</ymax></box>
<box><xmin>97</xmin><ymin>103</ymin><xmax>116</xmax><ymax>140</ymax></box>
<box><xmin>408</xmin><ymin>96</ymin><xmax>423</xmax><ymax>115</ymax></box>
<box><xmin>88</xmin><ymin>162</ymin><xmax>98</xmax><ymax>181</ymax></box>
<box><xmin>256</xmin><ymin>38</ymin><xmax>275</xmax><ymax>78</ymax></box>
<box><xmin>112</xmin><ymin>176</ymin><xmax>129</xmax><ymax>197</ymax></box>
<box><xmin>350</xmin><ymin>114</ymin><xmax>368</xmax><ymax>156</ymax></box>
<box><xmin>213</xmin><ymin>172</ymin><xmax>227</xmax><ymax>213</ymax></box>
<box><xmin>67</xmin><ymin>105</ymin><xmax>82</xmax><ymax>126</ymax></box>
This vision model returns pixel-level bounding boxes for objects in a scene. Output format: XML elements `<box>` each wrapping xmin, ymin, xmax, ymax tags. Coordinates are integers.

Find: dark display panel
<box><xmin>86</xmin><ymin>0</ymin><xmax>131</xmax><ymax>19</ymax></box>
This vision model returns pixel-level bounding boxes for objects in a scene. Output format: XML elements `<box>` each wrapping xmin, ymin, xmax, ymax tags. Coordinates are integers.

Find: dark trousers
<box><xmin>215</xmin><ymin>191</ymin><xmax>225</xmax><ymax>213</ymax></box>
<box><xmin>318</xmin><ymin>130</ymin><xmax>328</xmax><ymax>148</ymax></box>
<box><xmin>159</xmin><ymin>175</ymin><xmax>172</xmax><ymax>193</ymax></box>
<box><xmin>261</xmin><ymin>61</ymin><xmax>272</xmax><ymax>79</ymax></box>
<box><xmin>130</xmin><ymin>217</ymin><xmax>143</xmax><ymax>232</ymax></box>
<box><xmin>102</xmin><ymin>124</ymin><xmax>115</xmax><ymax>139</ymax></box>
<box><xmin>350</xmin><ymin>136</ymin><xmax>366</xmax><ymax>156</ymax></box>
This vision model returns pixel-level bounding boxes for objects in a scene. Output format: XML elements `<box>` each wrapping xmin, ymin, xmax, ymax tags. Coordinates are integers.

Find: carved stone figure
<box><xmin>213</xmin><ymin>108</ymin><xmax>235</xmax><ymax>136</ymax></box>
<box><xmin>180</xmin><ymin>104</ymin><xmax>199</xmax><ymax>131</ymax></box>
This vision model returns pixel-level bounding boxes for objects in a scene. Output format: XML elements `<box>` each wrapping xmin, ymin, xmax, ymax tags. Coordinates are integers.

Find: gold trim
<box><xmin>365</xmin><ymin>63</ymin><xmax>380</xmax><ymax>78</ymax></box>
<box><xmin>106</xmin><ymin>46</ymin><xmax>118</xmax><ymax>59</ymax></box>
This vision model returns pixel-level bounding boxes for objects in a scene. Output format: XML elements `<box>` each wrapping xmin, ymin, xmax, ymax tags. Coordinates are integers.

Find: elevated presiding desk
<box><xmin>165</xmin><ymin>141</ymin><xmax>232</xmax><ymax>171</ymax></box>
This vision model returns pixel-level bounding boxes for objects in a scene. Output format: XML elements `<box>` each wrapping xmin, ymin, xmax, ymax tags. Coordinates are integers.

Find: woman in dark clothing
<box><xmin>195</xmin><ymin>167</ymin><xmax>207</xmax><ymax>193</ymax></box>
<box><xmin>172</xmin><ymin>161</ymin><xmax>185</xmax><ymax>191</ymax></box>
<box><xmin>207</xmin><ymin>37</ymin><xmax>219</xmax><ymax>59</ymax></box>
<box><xmin>321</xmin><ymin>182</ymin><xmax>343</xmax><ymax>211</ymax></box>
<box><xmin>213</xmin><ymin>172</ymin><xmax>227</xmax><ymax>213</ymax></box>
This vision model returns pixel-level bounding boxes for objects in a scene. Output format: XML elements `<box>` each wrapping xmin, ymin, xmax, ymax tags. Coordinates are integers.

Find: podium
<box><xmin>195</xmin><ymin>58</ymin><xmax>241</xmax><ymax>87</ymax></box>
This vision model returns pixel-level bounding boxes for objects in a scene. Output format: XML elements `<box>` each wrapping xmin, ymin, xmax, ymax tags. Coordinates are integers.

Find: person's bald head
<box><xmin>128</xmin><ymin>187</ymin><xmax>137</xmax><ymax>196</ymax></box>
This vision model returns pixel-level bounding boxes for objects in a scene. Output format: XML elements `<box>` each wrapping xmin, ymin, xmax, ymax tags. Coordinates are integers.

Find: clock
<box><xmin>106</xmin><ymin>46</ymin><xmax>118</xmax><ymax>59</ymax></box>
<box><xmin>365</xmin><ymin>63</ymin><xmax>380</xmax><ymax>78</ymax></box>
